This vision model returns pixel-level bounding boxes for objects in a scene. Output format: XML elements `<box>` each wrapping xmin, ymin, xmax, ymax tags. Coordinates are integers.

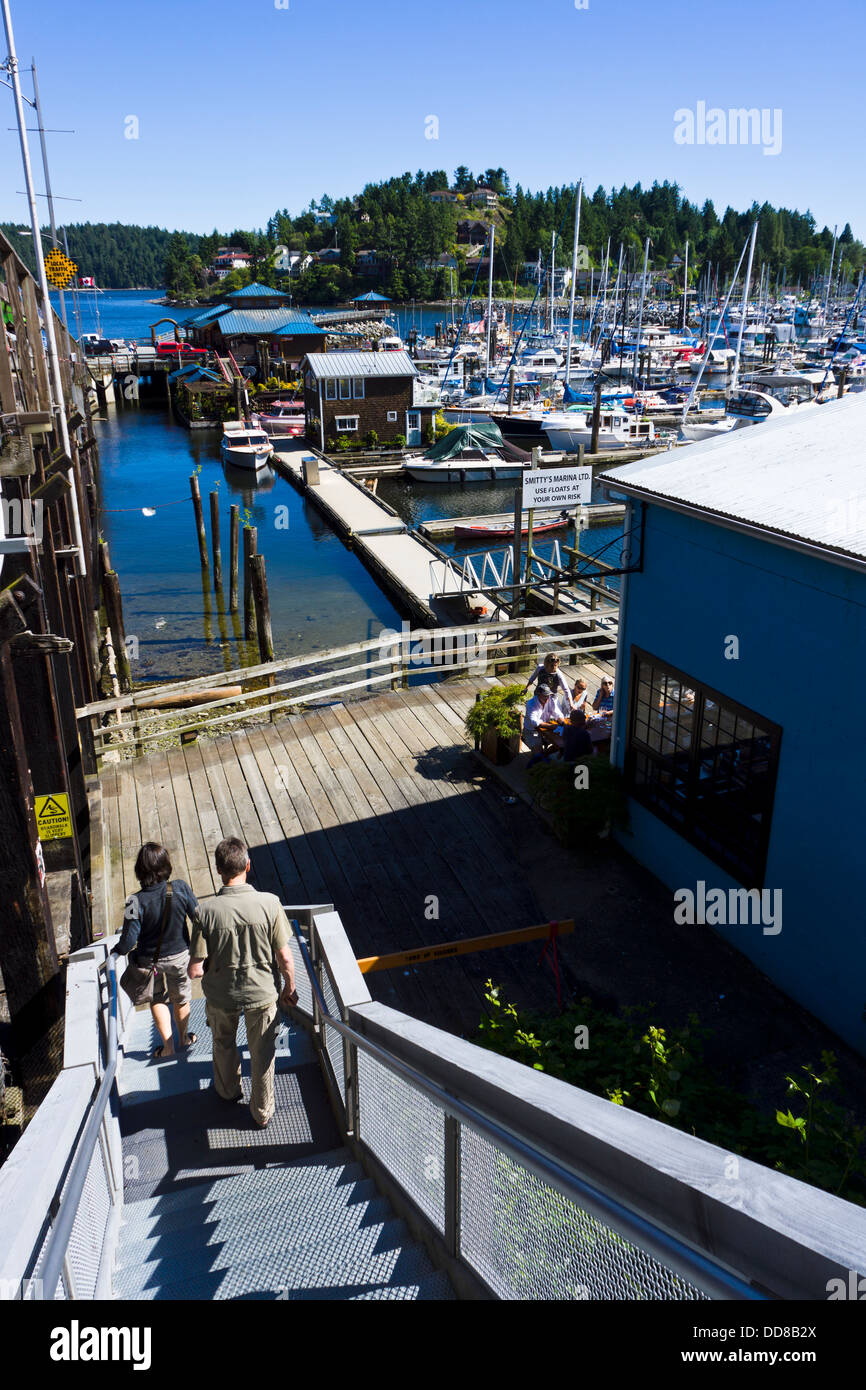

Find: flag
<box><xmin>78</xmin><ymin>276</ymin><xmax>95</xmax><ymax>287</ymax></box>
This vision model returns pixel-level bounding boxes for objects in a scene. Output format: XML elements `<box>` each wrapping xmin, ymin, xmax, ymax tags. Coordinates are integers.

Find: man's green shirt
<box><xmin>190</xmin><ymin>884</ymin><xmax>290</xmax><ymax>1011</ymax></box>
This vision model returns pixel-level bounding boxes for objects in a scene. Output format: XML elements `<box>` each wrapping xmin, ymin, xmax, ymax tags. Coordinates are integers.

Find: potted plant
<box><xmin>527</xmin><ymin>757</ymin><xmax>628</xmax><ymax>844</ymax></box>
<box><xmin>465</xmin><ymin>684</ymin><xmax>525</xmax><ymax>765</ymax></box>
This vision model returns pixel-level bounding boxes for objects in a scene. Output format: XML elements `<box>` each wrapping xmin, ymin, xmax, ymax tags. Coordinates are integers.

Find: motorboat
<box><xmin>404</xmin><ymin>421</ymin><xmax>530</xmax><ymax>483</ymax></box>
<box><xmin>257</xmin><ymin>399</ymin><xmax>305</xmax><ymax>436</ymax></box>
<box><xmin>220</xmin><ymin>421</ymin><xmax>274</xmax><ymax>469</ymax></box>
<box><xmin>543</xmin><ymin>408</ymin><xmax>656</xmax><ymax>452</ymax></box>
<box><xmin>677</xmin><ymin>388</ymin><xmax>819</xmax><ymax>442</ymax></box>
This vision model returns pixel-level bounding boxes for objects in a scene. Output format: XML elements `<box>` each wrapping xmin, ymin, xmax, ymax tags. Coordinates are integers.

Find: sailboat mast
<box><xmin>485</xmin><ymin>223</ymin><xmax>495</xmax><ymax>374</ymax></box>
<box><xmin>632</xmin><ymin>238</ymin><xmax>650</xmax><ymax>388</ymax></box>
<box><xmin>681</xmin><ymin>239</ymin><xmax>689</xmax><ymax>333</ymax></box>
<box><xmin>731</xmin><ymin>220</ymin><xmax>758</xmax><ymax>393</ymax></box>
<box><xmin>565</xmin><ymin>178</ymin><xmax>583</xmax><ymax>384</ymax></box>
<box><xmin>823</xmin><ymin>224</ymin><xmax>838</xmax><ymax>331</ymax></box>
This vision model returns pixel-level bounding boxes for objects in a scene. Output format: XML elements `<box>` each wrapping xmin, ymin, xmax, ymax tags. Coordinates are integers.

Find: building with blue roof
<box><xmin>184</xmin><ymin>283</ymin><xmax>326</xmax><ymax>373</ymax></box>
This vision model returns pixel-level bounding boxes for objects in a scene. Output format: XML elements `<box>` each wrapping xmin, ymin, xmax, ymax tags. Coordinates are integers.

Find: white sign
<box><xmin>522</xmin><ymin>467</ymin><xmax>592</xmax><ymax>509</ymax></box>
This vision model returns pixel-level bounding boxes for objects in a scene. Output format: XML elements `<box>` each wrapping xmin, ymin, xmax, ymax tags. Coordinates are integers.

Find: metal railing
<box><xmin>35</xmin><ymin>954</ymin><xmax>123</xmax><ymax>1299</ymax></box>
<box><xmin>289</xmin><ymin>919</ymin><xmax>762</xmax><ymax>1302</ymax></box>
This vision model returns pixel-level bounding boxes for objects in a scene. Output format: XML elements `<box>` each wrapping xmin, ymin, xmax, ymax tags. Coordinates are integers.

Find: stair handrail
<box><xmin>289</xmin><ymin>922</ymin><xmax>763</xmax><ymax>1302</ymax></box>
<box><xmin>36</xmin><ymin>954</ymin><xmax>119</xmax><ymax>1300</ymax></box>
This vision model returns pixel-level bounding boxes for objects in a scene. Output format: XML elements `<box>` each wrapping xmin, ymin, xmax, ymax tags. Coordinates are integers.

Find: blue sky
<box><xmin>2</xmin><ymin>0</ymin><xmax>863</xmax><ymax>239</ymax></box>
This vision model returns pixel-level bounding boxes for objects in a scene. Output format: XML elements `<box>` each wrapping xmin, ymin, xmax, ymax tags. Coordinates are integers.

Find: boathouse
<box><xmin>184</xmin><ymin>282</ymin><xmax>326</xmax><ymax>372</ymax></box>
<box><xmin>301</xmin><ymin>349</ymin><xmax>435</xmax><ymax>448</ymax></box>
<box><xmin>598</xmin><ymin>393</ymin><xmax>866</xmax><ymax>1055</ymax></box>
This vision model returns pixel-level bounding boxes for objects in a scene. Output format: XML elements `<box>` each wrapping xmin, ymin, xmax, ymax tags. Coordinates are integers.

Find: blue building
<box><xmin>598</xmin><ymin>393</ymin><xmax>866</xmax><ymax>1055</ymax></box>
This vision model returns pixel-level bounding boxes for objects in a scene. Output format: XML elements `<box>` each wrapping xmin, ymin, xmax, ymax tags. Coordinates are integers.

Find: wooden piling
<box><xmin>250</xmin><ymin>553</ymin><xmax>274</xmax><ymax>663</ymax></box>
<box><xmin>243</xmin><ymin>525</ymin><xmax>258</xmax><ymax>642</ymax></box>
<box><xmin>209</xmin><ymin>489</ymin><xmax>222</xmax><ymax>590</ymax></box>
<box><xmin>190</xmin><ymin>473</ymin><xmax>209</xmax><ymax>570</ymax></box>
<box><xmin>102</xmin><ymin>568</ymin><xmax>132</xmax><ymax>693</ymax></box>
<box><xmin>229</xmin><ymin>504</ymin><xmax>239</xmax><ymax>612</ymax></box>
<box><xmin>590</xmin><ymin>381</ymin><xmax>602</xmax><ymax>454</ymax></box>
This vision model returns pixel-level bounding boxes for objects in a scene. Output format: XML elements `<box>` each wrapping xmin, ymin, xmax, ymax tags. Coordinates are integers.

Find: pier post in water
<box><xmin>243</xmin><ymin>525</ymin><xmax>258</xmax><ymax>642</ymax></box>
<box><xmin>250</xmin><ymin>553</ymin><xmax>274</xmax><ymax>663</ymax></box>
<box><xmin>590</xmin><ymin>380</ymin><xmax>602</xmax><ymax>454</ymax></box>
<box><xmin>229</xmin><ymin>504</ymin><xmax>239</xmax><ymax>613</ymax></box>
<box><xmin>190</xmin><ymin>473</ymin><xmax>209</xmax><ymax>570</ymax></box>
<box><xmin>209</xmin><ymin>489</ymin><xmax>222</xmax><ymax>590</ymax></box>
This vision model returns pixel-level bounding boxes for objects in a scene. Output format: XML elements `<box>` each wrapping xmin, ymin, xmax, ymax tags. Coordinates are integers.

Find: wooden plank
<box><xmin>114</xmin><ymin>760</ymin><xmax>142</xmax><ymax>902</ymax></box>
<box><xmin>146</xmin><ymin>750</ymin><xmax>191</xmax><ymax>890</ymax></box>
<box><xmin>229</xmin><ymin>731</ymin><xmax>310</xmax><ymax>904</ymax></box>
<box><xmin>180</xmin><ymin>742</ymin><xmax>226</xmax><ymax>897</ymax></box>
<box><xmin>205</xmin><ymin>736</ymin><xmax>283</xmax><ymax>898</ymax></box>
<box><xmin>242</xmin><ymin>726</ymin><xmax>333</xmax><ymax>905</ymax></box>
<box><xmin>163</xmin><ymin>744</ymin><xmax>217</xmax><ymax>902</ymax></box>
<box><xmin>101</xmin><ymin>764</ymin><xmax>125</xmax><ymax>935</ymax></box>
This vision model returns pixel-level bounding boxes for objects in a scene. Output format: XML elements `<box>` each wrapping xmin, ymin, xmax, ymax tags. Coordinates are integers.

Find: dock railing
<box><xmin>75</xmin><ymin>611</ymin><xmax>619</xmax><ymax>765</ymax></box>
<box><xmin>290</xmin><ymin>908</ymin><xmax>866</xmax><ymax>1301</ymax></box>
<box><xmin>0</xmin><ymin>938</ymin><xmax>134</xmax><ymax>1300</ymax></box>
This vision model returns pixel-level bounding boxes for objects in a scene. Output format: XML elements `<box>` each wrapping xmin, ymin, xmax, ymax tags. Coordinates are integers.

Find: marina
<box><xmin>2</xmin><ymin>0</ymin><xmax>866</xmax><ymax>1320</ymax></box>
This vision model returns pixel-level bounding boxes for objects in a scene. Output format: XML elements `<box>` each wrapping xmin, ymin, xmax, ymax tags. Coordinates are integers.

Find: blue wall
<box><xmin>612</xmin><ymin>502</ymin><xmax>866</xmax><ymax>1055</ymax></box>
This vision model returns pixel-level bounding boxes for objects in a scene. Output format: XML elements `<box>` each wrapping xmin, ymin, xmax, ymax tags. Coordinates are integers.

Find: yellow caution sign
<box><xmin>35</xmin><ymin>792</ymin><xmax>72</xmax><ymax>840</ymax></box>
<box><xmin>44</xmin><ymin>248</ymin><xmax>78</xmax><ymax>289</ymax></box>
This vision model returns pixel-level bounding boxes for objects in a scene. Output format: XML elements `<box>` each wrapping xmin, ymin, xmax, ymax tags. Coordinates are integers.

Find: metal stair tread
<box><xmin>116</xmin><ymin>1191</ymin><xmax>391</xmax><ymax>1267</ymax></box>
<box><xmin>114</xmin><ymin>1214</ymin><xmax>412</xmax><ymax>1296</ymax></box>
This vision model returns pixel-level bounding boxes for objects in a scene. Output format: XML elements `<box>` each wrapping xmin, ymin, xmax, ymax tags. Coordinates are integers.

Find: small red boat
<box><xmin>454</xmin><ymin>516</ymin><xmax>570</xmax><ymax>540</ymax></box>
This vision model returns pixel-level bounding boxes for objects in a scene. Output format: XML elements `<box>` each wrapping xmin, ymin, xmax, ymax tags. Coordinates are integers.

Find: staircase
<box><xmin>114</xmin><ymin>999</ymin><xmax>455</xmax><ymax>1301</ymax></box>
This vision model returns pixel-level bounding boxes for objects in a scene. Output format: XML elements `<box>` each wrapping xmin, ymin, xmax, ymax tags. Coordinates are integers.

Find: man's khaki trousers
<box><xmin>207</xmin><ymin>1001</ymin><xmax>278</xmax><ymax>1126</ymax></box>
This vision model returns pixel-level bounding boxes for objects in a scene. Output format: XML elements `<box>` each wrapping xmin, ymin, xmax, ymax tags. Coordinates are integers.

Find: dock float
<box><xmin>271</xmin><ymin>440</ymin><xmax>497</xmax><ymax>624</ymax></box>
<box><xmin>419</xmin><ymin>502</ymin><xmax>625</xmax><ymax>540</ymax></box>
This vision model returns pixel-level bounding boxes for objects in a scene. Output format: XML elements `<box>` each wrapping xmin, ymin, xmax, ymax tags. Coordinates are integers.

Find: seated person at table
<box><xmin>558</xmin><ymin>708</ymin><xmax>594</xmax><ymax>761</ymax></box>
<box><xmin>523</xmin><ymin>681</ymin><xmax>554</xmax><ymax>751</ymax></box>
<box><xmin>588</xmin><ymin>676</ymin><xmax>615</xmax><ymax>743</ymax></box>
<box><xmin>572</xmin><ymin>677</ymin><xmax>589</xmax><ymax>712</ymax></box>
<box><xmin>523</xmin><ymin>653</ymin><xmax>572</xmax><ymax>710</ymax></box>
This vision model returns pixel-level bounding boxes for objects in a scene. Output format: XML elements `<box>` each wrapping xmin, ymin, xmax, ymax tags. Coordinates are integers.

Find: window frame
<box><xmin>324</xmin><ymin>378</ymin><xmax>337</xmax><ymax>400</ymax></box>
<box><xmin>335</xmin><ymin>415</ymin><xmax>359</xmax><ymax>433</ymax></box>
<box><xmin>624</xmin><ymin>646</ymin><xmax>781</xmax><ymax>887</ymax></box>
<box><xmin>387</xmin><ymin>410</ymin><xmax>398</xmax><ymax>422</ymax></box>
<box><xmin>352</xmin><ymin>378</ymin><xmax>365</xmax><ymax>400</ymax></box>
<box><xmin>339</xmin><ymin>377</ymin><xmax>352</xmax><ymax>400</ymax></box>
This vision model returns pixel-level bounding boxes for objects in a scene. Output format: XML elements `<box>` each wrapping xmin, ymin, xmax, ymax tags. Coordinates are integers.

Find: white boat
<box><xmin>677</xmin><ymin>388</ymin><xmax>816</xmax><ymax>442</ymax></box>
<box><xmin>543</xmin><ymin>408</ymin><xmax>656</xmax><ymax>452</ymax></box>
<box><xmin>404</xmin><ymin>422</ymin><xmax>530</xmax><ymax>483</ymax></box>
<box><xmin>690</xmin><ymin>346</ymin><xmax>736</xmax><ymax>374</ymax></box>
<box><xmin>257</xmin><ymin>399</ymin><xmax>305</xmax><ymax>436</ymax></box>
<box><xmin>220</xmin><ymin>422</ymin><xmax>273</xmax><ymax>470</ymax></box>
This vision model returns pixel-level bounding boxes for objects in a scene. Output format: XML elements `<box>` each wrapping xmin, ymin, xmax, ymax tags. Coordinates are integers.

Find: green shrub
<box><xmin>477</xmin><ymin>984</ymin><xmax>866</xmax><ymax>1205</ymax></box>
<box><xmin>336</xmin><ymin>434</ymin><xmax>352</xmax><ymax>451</ymax></box>
<box><xmin>527</xmin><ymin>757</ymin><xmax>628</xmax><ymax>843</ymax></box>
<box><xmin>393</xmin><ymin>432</ymin><xmax>406</xmax><ymax>448</ymax></box>
<box><xmin>465</xmin><ymin>684</ymin><xmax>524</xmax><ymax>742</ymax></box>
<box><xmin>365</xmin><ymin>429</ymin><xmax>379</xmax><ymax>449</ymax></box>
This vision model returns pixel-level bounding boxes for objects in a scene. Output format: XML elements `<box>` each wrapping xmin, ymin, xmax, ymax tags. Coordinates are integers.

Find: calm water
<box><xmin>96</xmin><ymin>403</ymin><xmax>403</xmax><ymax>684</ymax></box>
<box><xmin>80</xmin><ymin>292</ymin><xmax>628</xmax><ymax>684</ymax></box>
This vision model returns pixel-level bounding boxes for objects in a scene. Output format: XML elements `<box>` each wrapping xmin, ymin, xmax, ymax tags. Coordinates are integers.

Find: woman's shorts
<box><xmin>152</xmin><ymin>950</ymin><xmax>192</xmax><ymax>1007</ymax></box>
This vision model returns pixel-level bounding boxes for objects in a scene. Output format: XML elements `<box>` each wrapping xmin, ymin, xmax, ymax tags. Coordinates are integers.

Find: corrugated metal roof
<box><xmin>303</xmin><ymin>350</ymin><xmax>417</xmax><ymax>379</ymax></box>
<box><xmin>216</xmin><ymin>309</ymin><xmax>323</xmax><ymax>337</ymax></box>
<box><xmin>224</xmin><ymin>281</ymin><xmax>288</xmax><ymax>300</ymax></box>
<box><xmin>184</xmin><ymin>305</ymin><xmax>227</xmax><ymax>327</ymax></box>
<box><xmin>598</xmin><ymin>393</ymin><xmax>866</xmax><ymax>566</ymax></box>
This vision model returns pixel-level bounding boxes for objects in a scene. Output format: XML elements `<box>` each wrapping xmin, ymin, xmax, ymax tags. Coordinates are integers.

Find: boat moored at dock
<box><xmin>220</xmin><ymin>421</ymin><xmax>274</xmax><ymax>469</ymax></box>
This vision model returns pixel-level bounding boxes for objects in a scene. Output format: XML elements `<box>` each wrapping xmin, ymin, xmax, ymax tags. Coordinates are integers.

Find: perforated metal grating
<box><xmin>36</xmin><ymin>1139</ymin><xmax>112</xmax><ymax>1299</ymax></box>
<box><xmin>319</xmin><ymin>964</ymin><xmax>347</xmax><ymax>1109</ymax></box>
<box><xmin>357</xmin><ymin>1048</ymin><xmax>445</xmax><ymax>1232</ymax></box>
<box><xmin>459</xmin><ymin>1126</ymin><xmax>709</xmax><ymax>1300</ymax></box>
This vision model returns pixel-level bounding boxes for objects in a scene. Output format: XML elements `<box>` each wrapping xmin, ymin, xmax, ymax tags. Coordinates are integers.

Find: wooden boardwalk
<box><xmin>95</xmin><ymin>665</ymin><xmax>613</xmax><ymax>1039</ymax></box>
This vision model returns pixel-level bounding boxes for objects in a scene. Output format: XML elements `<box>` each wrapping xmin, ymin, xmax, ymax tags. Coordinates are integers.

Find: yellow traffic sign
<box><xmin>44</xmin><ymin>248</ymin><xmax>78</xmax><ymax>289</ymax></box>
<box><xmin>35</xmin><ymin>792</ymin><xmax>72</xmax><ymax>840</ymax></box>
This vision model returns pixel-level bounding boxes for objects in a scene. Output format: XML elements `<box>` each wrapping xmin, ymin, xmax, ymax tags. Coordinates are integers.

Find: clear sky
<box><xmin>2</xmin><ymin>0</ymin><xmax>863</xmax><ymax>239</ymax></box>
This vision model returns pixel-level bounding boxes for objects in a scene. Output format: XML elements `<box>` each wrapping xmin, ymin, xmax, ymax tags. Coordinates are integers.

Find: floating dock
<box><xmin>271</xmin><ymin>440</ymin><xmax>500</xmax><ymax>624</ymax></box>
<box><xmin>419</xmin><ymin>502</ymin><xmax>625</xmax><ymax>540</ymax></box>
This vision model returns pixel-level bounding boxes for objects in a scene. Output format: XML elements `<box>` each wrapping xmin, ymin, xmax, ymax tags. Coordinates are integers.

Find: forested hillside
<box><xmin>3</xmin><ymin>169</ymin><xmax>861</xmax><ymax>303</ymax></box>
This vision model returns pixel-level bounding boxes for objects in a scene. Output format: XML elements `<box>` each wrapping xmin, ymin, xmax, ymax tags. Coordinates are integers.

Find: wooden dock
<box><xmin>271</xmin><ymin>440</ymin><xmax>500</xmax><ymax>624</ymax></box>
<box><xmin>419</xmin><ymin>502</ymin><xmax>625</xmax><ymax>540</ymax></box>
<box><xmin>93</xmin><ymin>670</ymin><xmax>614</xmax><ymax>1040</ymax></box>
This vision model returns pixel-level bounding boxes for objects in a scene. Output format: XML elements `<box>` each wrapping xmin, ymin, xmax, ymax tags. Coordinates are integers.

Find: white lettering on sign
<box><xmin>522</xmin><ymin>467</ymin><xmax>592</xmax><ymax>510</ymax></box>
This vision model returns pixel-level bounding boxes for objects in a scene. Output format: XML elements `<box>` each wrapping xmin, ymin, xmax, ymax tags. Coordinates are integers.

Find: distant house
<box><xmin>416</xmin><ymin>253</ymin><xmax>458</xmax><ymax>271</ymax></box>
<box><xmin>313</xmin><ymin>211</ymin><xmax>338</xmax><ymax>226</ymax></box>
<box><xmin>273</xmin><ymin>245</ymin><xmax>312</xmax><ymax>277</ymax></box>
<box><xmin>598</xmin><ymin>393</ymin><xmax>866</xmax><ymax>1057</ymax></box>
<box><xmin>456</xmin><ymin>220</ymin><xmax>488</xmax><ymax>246</ymax></box>
<box><xmin>467</xmin><ymin>187</ymin><xmax>499</xmax><ymax>208</ymax></box>
<box><xmin>669</xmin><ymin>253</ymin><xmax>684</xmax><ymax>269</ymax></box>
<box><xmin>428</xmin><ymin>189</ymin><xmax>458</xmax><ymax>204</ymax></box>
<box><xmin>211</xmin><ymin>247</ymin><xmax>252</xmax><ymax>280</ymax></box>
<box><xmin>301</xmin><ymin>350</ymin><xmax>436</xmax><ymax>448</ymax></box>
<box><xmin>315</xmin><ymin>247</ymin><xmax>342</xmax><ymax>265</ymax></box>
<box><xmin>184</xmin><ymin>282</ymin><xmax>325</xmax><ymax>369</ymax></box>
<box><xmin>356</xmin><ymin>249</ymin><xmax>383</xmax><ymax>275</ymax></box>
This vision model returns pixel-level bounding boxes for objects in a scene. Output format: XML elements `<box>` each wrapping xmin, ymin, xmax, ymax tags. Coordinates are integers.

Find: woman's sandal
<box><xmin>179</xmin><ymin>1033</ymin><xmax>198</xmax><ymax>1049</ymax></box>
<box><xmin>152</xmin><ymin>1044</ymin><xmax>173</xmax><ymax>1059</ymax></box>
